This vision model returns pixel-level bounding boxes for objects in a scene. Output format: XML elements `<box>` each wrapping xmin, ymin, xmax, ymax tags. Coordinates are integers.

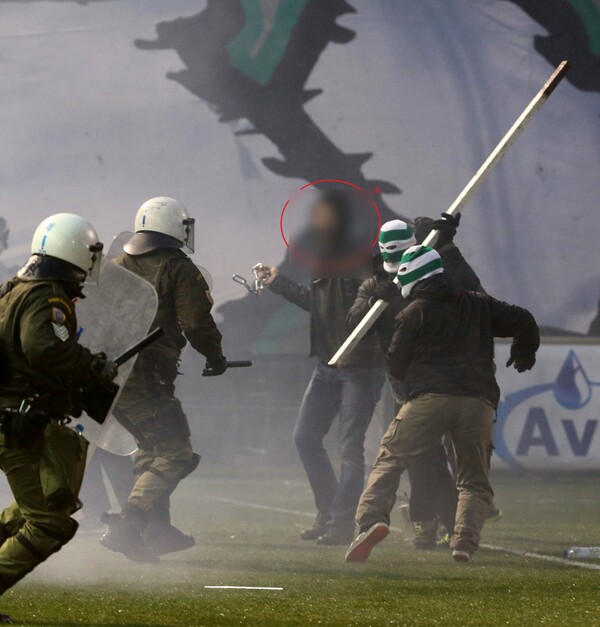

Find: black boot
<box><xmin>300</xmin><ymin>512</ymin><xmax>331</xmax><ymax>541</ymax></box>
<box><xmin>142</xmin><ymin>497</ymin><xmax>195</xmax><ymax>556</ymax></box>
<box><xmin>0</xmin><ymin>613</ymin><xmax>12</xmax><ymax>624</ymax></box>
<box><xmin>316</xmin><ymin>524</ymin><xmax>355</xmax><ymax>546</ymax></box>
<box><xmin>144</xmin><ymin>523</ymin><xmax>195</xmax><ymax>557</ymax></box>
<box><xmin>99</xmin><ymin>505</ymin><xmax>158</xmax><ymax>564</ymax></box>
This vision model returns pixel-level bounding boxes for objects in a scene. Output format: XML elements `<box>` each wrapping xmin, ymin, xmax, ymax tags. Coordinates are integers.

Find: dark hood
<box><xmin>409</xmin><ymin>273</ymin><xmax>457</xmax><ymax>302</ymax></box>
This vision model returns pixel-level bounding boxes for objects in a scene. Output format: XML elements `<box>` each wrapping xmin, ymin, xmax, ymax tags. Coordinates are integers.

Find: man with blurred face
<box><xmin>256</xmin><ymin>189</ymin><xmax>385</xmax><ymax>546</ymax></box>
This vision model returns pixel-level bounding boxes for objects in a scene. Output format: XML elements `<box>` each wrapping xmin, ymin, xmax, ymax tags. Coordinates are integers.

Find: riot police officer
<box><xmin>0</xmin><ymin>213</ymin><xmax>117</xmax><ymax>622</ymax></box>
<box><xmin>100</xmin><ymin>197</ymin><xmax>226</xmax><ymax>563</ymax></box>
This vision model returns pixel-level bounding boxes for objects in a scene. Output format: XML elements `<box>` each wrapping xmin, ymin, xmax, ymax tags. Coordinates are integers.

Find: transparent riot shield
<box><xmin>72</xmin><ymin>232</ymin><xmax>158</xmax><ymax>456</ymax></box>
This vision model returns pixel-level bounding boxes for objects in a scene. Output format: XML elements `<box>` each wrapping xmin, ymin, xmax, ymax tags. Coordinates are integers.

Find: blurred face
<box><xmin>310</xmin><ymin>200</ymin><xmax>343</xmax><ymax>247</ymax></box>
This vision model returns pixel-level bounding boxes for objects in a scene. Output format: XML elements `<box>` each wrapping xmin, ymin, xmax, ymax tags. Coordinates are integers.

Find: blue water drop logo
<box><xmin>554</xmin><ymin>350</ymin><xmax>592</xmax><ymax>410</ymax></box>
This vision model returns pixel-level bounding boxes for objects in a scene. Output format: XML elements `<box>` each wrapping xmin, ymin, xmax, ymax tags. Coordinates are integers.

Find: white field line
<box><xmin>479</xmin><ymin>543</ymin><xmax>600</xmax><ymax>571</ymax></box>
<box><xmin>212</xmin><ymin>496</ymin><xmax>600</xmax><ymax>572</ymax></box>
<box><xmin>205</xmin><ymin>586</ymin><xmax>284</xmax><ymax>591</ymax></box>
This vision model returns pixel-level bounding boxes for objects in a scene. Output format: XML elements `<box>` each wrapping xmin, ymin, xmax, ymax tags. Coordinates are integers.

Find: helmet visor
<box><xmin>183</xmin><ymin>218</ymin><xmax>195</xmax><ymax>254</ymax></box>
<box><xmin>86</xmin><ymin>242</ymin><xmax>104</xmax><ymax>284</ymax></box>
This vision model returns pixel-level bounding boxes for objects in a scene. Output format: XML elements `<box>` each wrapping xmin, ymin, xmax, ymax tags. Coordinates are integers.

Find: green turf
<box><xmin>2</xmin><ymin>468</ymin><xmax>600</xmax><ymax>626</ymax></box>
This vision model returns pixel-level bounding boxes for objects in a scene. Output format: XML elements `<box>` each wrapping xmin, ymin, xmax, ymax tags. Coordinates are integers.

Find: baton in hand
<box><xmin>202</xmin><ymin>360</ymin><xmax>253</xmax><ymax>377</ymax></box>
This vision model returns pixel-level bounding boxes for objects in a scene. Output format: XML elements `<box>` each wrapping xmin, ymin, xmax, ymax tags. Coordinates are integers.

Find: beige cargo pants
<box><xmin>356</xmin><ymin>393</ymin><xmax>494</xmax><ymax>554</ymax></box>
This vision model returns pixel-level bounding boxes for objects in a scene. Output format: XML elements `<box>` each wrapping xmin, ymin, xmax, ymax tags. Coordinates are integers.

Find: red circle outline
<box><xmin>279</xmin><ymin>179</ymin><xmax>382</xmax><ymax>253</ymax></box>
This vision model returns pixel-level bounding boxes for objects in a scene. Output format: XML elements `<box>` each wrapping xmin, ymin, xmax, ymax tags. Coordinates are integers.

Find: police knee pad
<box><xmin>171</xmin><ymin>453</ymin><xmax>201</xmax><ymax>483</ymax></box>
<box><xmin>0</xmin><ymin>522</ymin><xmax>11</xmax><ymax>547</ymax></box>
<box><xmin>180</xmin><ymin>453</ymin><xmax>200</xmax><ymax>480</ymax></box>
<box><xmin>39</xmin><ymin>518</ymin><xmax>79</xmax><ymax>547</ymax></box>
<box><xmin>168</xmin><ymin>453</ymin><xmax>201</xmax><ymax>484</ymax></box>
<box><xmin>15</xmin><ymin>518</ymin><xmax>78</xmax><ymax>565</ymax></box>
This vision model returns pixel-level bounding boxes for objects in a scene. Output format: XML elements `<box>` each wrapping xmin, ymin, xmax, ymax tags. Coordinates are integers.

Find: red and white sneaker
<box><xmin>452</xmin><ymin>549</ymin><xmax>472</xmax><ymax>563</ymax></box>
<box><xmin>345</xmin><ymin>523</ymin><xmax>389</xmax><ymax>562</ymax></box>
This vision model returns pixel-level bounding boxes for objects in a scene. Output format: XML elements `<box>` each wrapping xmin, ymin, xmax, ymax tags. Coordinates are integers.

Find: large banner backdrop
<box><xmin>1</xmin><ymin>0</ymin><xmax>599</xmax><ymax>337</ymax></box>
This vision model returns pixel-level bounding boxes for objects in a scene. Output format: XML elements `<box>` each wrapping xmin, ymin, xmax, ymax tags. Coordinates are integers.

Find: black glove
<box><xmin>371</xmin><ymin>279</ymin><xmax>401</xmax><ymax>304</ymax></box>
<box><xmin>432</xmin><ymin>212</ymin><xmax>461</xmax><ymax>248</ymax></box>
<box><xmin>506</xmin><ymin>345</ymin><xmax>536</xmax><ymax>373</ymax></box>
<box><xmin>0</xmin><ymin>403</ymin><xmax>50</xmax><ymax>448</ymax></box>
<box><xmin>91</xmin><ymin>353</ymin><xmax>118</xmax><ymax>385</ymax></box>
<box><xmin>202</xmin><ymin>355</ymin><xmax>228</xmax><ymax>377</ymax></box>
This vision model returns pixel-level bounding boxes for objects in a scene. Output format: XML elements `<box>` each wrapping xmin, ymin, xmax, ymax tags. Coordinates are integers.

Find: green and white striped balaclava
<box><xmin>378</xmin><ymin>219</ymin><xmax>416</xmax><ymax>276</ymax></box>
<box><xmin>397</xmin><ymin>245</ymin><xmax>444</xmax><ymax>298</ymax></box>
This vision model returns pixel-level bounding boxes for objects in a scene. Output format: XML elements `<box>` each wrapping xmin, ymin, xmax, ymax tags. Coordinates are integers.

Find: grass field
<box><xmin>2</xmin><ymin>466</ymin><xmax>599</xmax><ymax>626</ymax></box>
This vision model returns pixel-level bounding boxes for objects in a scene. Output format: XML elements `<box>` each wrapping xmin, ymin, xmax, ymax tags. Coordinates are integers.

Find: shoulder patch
<box><xmin>51</xmin><ymin>306</ymin><xmax>67</xmax><ymax>325</ymax></box>
<box><xmin>52</xmin><ymin>322</ymin><xmax>70</xmax><ymax>342</ymax></box>
<box><xmin>48</xmin><ymin>296</ymin><xmax>73</xmax><ymax>316</ymax></box>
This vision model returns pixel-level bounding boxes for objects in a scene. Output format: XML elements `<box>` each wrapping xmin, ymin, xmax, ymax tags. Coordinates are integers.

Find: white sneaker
<box><xmin>345</xmin><ymin>523</ymin><xmax>389</xmax><ymax>562</ymax></box>
<box><xmin>452</xmin><ymin>549</ymin><xmax>472</xmax><ymax>563</ymax></box>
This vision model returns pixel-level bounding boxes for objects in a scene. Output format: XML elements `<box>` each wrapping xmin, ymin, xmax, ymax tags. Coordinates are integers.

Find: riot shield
<box><xmin>72</xmin><ymin>232</ymin><xmax>158</xmax><ymax>456</ymax></box>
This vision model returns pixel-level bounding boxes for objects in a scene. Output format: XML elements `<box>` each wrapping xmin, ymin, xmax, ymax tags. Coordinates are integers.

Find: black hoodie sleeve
<box><xmin>387</xmin><ymin>311</ymin><xmax>417</xmax><ymax>383</ymax></box>
<box><xmin>487</xmin><ymin>295</ymin><xmax>540</xmax><ymax>356</ymax></box>
<box><xmin>439</xmin><ymin>243</ymin><xmax>484</xmax><ymax>294</ymax></box>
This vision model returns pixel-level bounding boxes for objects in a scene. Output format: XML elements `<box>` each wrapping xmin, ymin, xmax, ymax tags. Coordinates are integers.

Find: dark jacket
<box><xmin>0</xmin><ymin>278</ymin><xmax>97</xmax><ymax>413</ymax></box>
<box><xmin>387</xmin><ymin>274</ymin><xmax>540</xmax><ymax>408</ymax></box>
<box><xmin>347</xmin><ymin>243</ymin><xmax>482</xmax><ymax>352</ymax></box>
<box><xmin>116</xmin><ymin>248</ymin><xmax>223</xmax><ymax>367</ymax></box>
<box><xmin>269</xmin><ymin>274</ymin><xmax>384</xmax><ymax>368</ymax></box>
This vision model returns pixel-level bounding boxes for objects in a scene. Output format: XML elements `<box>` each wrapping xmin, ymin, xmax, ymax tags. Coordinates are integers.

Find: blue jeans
<box><xmin>293</xmin><ymin>362</ymin><xmax>385</xmax><ymax>527</ymax></box>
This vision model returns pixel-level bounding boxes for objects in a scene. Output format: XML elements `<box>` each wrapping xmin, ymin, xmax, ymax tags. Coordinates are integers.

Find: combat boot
<box><xmin>413</xmin><ymin>520</ymin><xmax>437</xmax><ymax>550</ymax></box>
<box><xmin>144</xmin><ymin>523</ymin><xmax>195</xmax><ymax>557</ymax></box>
<box><xmin>300</xmin><ymin>512</ymin><xmax>331</xmax><ymax>541</ymax></box>
<box><xmin>99</xmin><ymin>505</ymin><xmax>158</xmax><ymax>564</ymax></box>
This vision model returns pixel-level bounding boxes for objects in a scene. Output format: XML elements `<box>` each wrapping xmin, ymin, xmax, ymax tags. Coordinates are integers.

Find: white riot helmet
<box><xmin>20</xmin><ymin>213</ymin><xmax>103</xmax><ymax>284</ymax></box>
<box><xmin>126</xmin><ymin>197</ymin><xmax>195</xmax><ymax>255</ymax></box>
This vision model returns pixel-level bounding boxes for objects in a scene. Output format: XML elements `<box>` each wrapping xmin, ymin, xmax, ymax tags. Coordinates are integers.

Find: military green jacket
<box><xmin>0</xmin><ymin>279</ymin><xmax>96</xmax><ymax>413</ymax></box>
<box><xmin>116</xmin><ymin>248</ymin><xmax>223</xmax><ymax>365</ymax></box>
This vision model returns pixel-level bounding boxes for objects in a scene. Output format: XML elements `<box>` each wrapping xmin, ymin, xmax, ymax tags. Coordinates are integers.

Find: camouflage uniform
<box><xmin>114</xmin><ymin>248</ymin><xmax>223</xmax><ymax>526</ymax></box>
<box><xmin>0</xmin><ymin>278</ymin><xmax>99</xmax><ymax>594</ymax></box>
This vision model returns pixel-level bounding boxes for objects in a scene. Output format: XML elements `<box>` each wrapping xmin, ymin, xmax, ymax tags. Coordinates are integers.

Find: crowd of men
<box><xmin>0</xmin><ymin>189</ymin><xmax>540</xmax><ymax>623</ymax></box>
<box><xmin>257</xmin><ymin>191</ymin><xmax>539</xmax><ymax>563</ymax></box>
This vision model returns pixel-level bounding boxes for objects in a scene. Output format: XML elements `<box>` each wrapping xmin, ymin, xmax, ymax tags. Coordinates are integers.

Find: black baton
<box><xmin>114</xmin><ymin>327</ymin><xmax>165</xmax><ymax>368</ymax></box>
<box><xmin>202</xmin><ymin>360</ymin><xmax>253</xmax><ymax>377</ymax></box>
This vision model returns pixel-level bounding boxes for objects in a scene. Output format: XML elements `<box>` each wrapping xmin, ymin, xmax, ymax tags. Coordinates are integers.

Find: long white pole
<box><xmin>328</xmin><ymin>60</ymin><xmax>570</xmax><ymax>367</ymax></box>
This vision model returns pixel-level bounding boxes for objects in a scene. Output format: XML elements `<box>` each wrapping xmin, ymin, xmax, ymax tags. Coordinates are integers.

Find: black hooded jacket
<box><xmin>387</xmin><ymin>274</ymin><xmax>539</xmax><ymax>407</ymax></box>
<box><xmin>347</xmin><ymin>242</ymin><xmax>482</xmax><ymax>352</ymax></box>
